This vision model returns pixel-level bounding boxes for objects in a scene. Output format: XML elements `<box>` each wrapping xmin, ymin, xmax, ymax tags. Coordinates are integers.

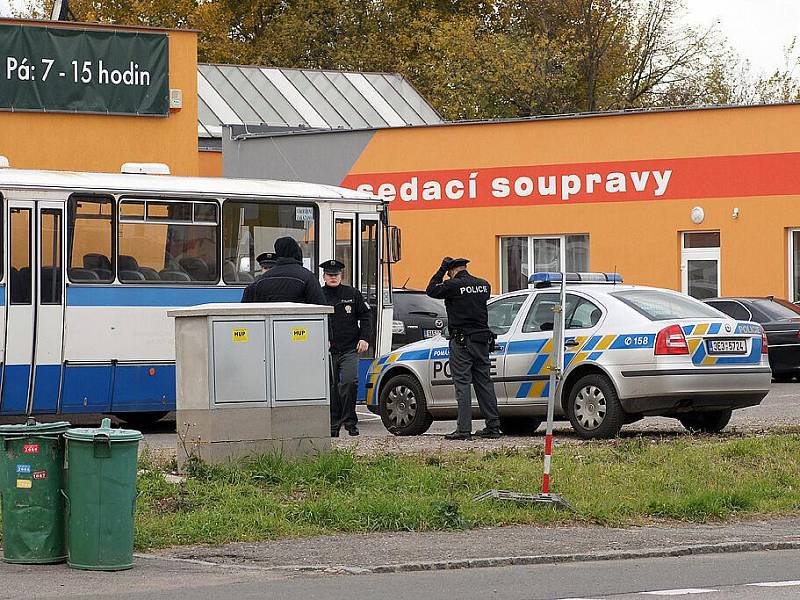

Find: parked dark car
<box><xmin>391</xmin><ymin>289</ymin><xmax>448</xmax><ymax>350</ymax></box>
<box><xmin>703</xmin><ymin>296</ymin><xmax>800</xmax><ymax>381</ymax></box>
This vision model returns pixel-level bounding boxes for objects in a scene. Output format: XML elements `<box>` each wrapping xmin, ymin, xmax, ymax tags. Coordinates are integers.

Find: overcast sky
<box><xmin>0</xmin><ymin>0</ymin><xmax>797</xmax><ymax>74</ymax></box>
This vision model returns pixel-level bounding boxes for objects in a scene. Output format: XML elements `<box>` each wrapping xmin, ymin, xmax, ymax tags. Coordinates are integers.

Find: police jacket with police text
<box><xmin>241</xmin><ymin>258</ymin><xmax>326</xmax><ymax>304</ymax></box>
<box><xmin>322</xmin><ymin>284</ymin><xmax>372</xmax><ymax>353</ymax></box>
<box><xmin>426</xmin><ymin>269</ymin><xmax>490</xmax><ymax>335</ymax></box>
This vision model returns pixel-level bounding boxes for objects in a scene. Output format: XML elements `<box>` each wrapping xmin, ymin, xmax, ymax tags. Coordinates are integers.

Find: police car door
<box><xmin>504</xmin><ymin>292</ymin><xmax>604</xmax><ymax>408</ymax></box>
<box><xmin>428</xmin><ymin>292</ymin><xmax>528</xmax><ymax>405</ymax></box>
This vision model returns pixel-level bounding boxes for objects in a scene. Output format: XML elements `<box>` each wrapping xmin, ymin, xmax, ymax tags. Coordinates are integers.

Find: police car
<box><xmin>365</xmin><ymin>273</ymin><xmax>772</xmax><ymax>439</ymax></box>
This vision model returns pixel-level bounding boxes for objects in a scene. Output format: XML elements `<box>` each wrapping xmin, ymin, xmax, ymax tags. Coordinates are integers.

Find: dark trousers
<box><xmin>449</xmin><ymin>338</ymin><xmax>500</xmax><ymax>433</ymax></box>
<box><xmin>330</xmin><ymin>350</ymin><xmax>359</xmax><ymax>433</ymax></box>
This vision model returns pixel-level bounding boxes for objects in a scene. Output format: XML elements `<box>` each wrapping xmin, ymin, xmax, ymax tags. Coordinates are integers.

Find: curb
<box><xmin>145</xmin><ymin>540</ymin><xmax>800</xmax><ymax>575</ymax></box>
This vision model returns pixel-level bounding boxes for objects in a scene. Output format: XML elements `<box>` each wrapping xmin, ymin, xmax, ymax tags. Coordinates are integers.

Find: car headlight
<box><xmin>392</xmin><ymin>320</ymin><xmax>406</xmax><ymax>334</ymax></box>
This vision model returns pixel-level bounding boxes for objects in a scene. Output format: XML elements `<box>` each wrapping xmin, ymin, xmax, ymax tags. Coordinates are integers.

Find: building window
<box><xmin>790</xmin><ymin>230</ymin><xmax>800</xmax><ymax>302</ymax></box>
<box><xmin>500</xmin><ymin>234</ymin><xmax>589</xmax><ymax>293</ymax></box>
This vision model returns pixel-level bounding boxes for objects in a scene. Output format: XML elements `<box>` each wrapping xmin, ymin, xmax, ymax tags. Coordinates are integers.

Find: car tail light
<box><xmin>762</xmin><ymin>329</ymin><xmax>769</xmax><ymax>353</ymax></box>
<box><xmin>655</xmin><ymin>324</ymin><xmax>689</xmax><ymax>355</ymax></box>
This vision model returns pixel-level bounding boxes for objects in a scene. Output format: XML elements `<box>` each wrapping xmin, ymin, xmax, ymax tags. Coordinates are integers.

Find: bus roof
<box><xmin>0</xmin><ymin>168</ymin><xmax>382</xmax><ymax>204</ymax></box>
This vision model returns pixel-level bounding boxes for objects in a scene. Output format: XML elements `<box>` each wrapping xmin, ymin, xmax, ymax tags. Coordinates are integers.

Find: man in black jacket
<box><xmin>320</xmin><ymin>259</ymin><xmax>372</xmax><ymax>437</ymax></box>
<box><xmin>426</xmin><ymin>257</ymin><xmax>501</xmax><ymax>440</ymax></box>
<box><xmin>241</xmin><ymin>237</ymin><xmax>325</xmax><ymax>304</ymax></box>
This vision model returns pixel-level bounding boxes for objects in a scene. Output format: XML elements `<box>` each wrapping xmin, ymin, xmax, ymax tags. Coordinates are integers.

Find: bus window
<box><xmin>360</xmin><ymin>218</ymin><xmax>379</xmax><ymax>356</ymax></box>
<box><xmin>222</xmin><ymin>201</ymin><xmax>317</xmax><ymax>284</ymax></box>
<box><xmin>40</xmin><ymin>209</ymin><xmax>62</xmax><ymax>304</ymax></box>
<box><xmin>335</xmin><ymin>217</ymin><xmax>354</xmax><ymax>286</ymax></box>
<box><xmin>10</xmin><ymin>208</ymin><xmax>31</xmax><ymax>304</ymax></box>
<box><xmin>118</xmin><ymin>199</ymin><xmax>219</xmax><ymax>283</ymax></box>
<box><xmin>68</xmin><ymin>196</ymin><xmax>113</xmax><ymax>283</ymax></box>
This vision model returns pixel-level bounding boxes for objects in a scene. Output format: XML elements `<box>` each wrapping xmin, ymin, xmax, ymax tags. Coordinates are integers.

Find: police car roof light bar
<box><xmin>528</xmin><ymin>272</ymin><xmax>623</xmax><ymax>287</ymax></box>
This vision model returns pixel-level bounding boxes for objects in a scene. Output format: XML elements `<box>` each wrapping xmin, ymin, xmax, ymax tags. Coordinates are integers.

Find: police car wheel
<box><xmin>379</xmin><ymin>374</ymin><xmax>434</xmax><ymax>436</ymax></box>
<box><xmin>567</xmin><ymin>374</ymin><xmax>624</xmax><ymax>439</ymax></box>
<box><xmin>678</xmin><ymin>409</ymin><xmax>732</xmax><ymax>434</ymax></box>
<box><xmin>499</xmin><ymin>416</ymin><xmax>543</xmax><ymax>436</ymax></box>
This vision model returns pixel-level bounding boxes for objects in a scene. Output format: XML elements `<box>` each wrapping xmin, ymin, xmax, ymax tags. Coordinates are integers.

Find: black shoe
<box><xmin>444</xmin><ymin>430</ymin><xmax>472</xmax><ymax>441</ymax></box>
<box><xmin>474</xmin><ymin>428</ymin><xmax>501</xmax><ymax>439</ymax></box>
<box><xmin>346</xmin><ymin>427</ymin><xmax>360</xmax><ymax>437</ymax></box>
<box><xmin>331</xmin><ymin>430</ymin><xmax>340</xmax><ymax>438</ymax></box>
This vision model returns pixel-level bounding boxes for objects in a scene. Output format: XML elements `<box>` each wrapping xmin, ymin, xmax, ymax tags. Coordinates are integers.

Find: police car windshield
<box><xmin>612</xmin><ymin>290</ymin><xmax>722</xmax><ymax>321</ymax></box>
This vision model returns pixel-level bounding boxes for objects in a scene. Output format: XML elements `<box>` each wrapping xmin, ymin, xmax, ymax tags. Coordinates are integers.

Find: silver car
<box><xmin>365</xmin><ymin>275</ymin><xmax>772</xmax><ymax>439</ymax></box>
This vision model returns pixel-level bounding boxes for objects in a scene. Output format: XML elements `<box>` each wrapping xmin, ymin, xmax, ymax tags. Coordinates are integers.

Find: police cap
<box><xmin>256</xmin><ymin>252</ymin><xmax>277</xmax><ymax>267</ymax></box>
<box><xmin>320</xmin><ymin>259</ymin><xmax>345</xmax><ymax>274</ymax></box>
<box><xmin>448</xmin><ymin>257</ymin><xmax>470</xmax><ymax>269</ymax></box>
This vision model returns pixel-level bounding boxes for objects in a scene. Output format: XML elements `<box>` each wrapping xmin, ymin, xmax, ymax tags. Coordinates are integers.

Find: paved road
<box><xmin>5</xmin><ymin>382</ymin><xmax>798</xmax><ymax>453</ymax></box>
<box><xmin>133</xmin><ymin>381</ymin><xmax>800</xmax><ymax>453</ymax></box>
<box><xmin>3</xmin><ymin>549</ymin><xmax>799</xmax><ymax>599</ymax></box>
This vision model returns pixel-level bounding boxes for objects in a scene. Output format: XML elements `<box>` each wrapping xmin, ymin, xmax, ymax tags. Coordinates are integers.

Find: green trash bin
<box><xmin>0</xmin><ymin>418</ymin><xmax>70</xmax><ymax>564</ymax></box>
<box><xmin>64</xmin><ymin>418</ymin><xmax>143</xmax><ymax>571</ymax></box>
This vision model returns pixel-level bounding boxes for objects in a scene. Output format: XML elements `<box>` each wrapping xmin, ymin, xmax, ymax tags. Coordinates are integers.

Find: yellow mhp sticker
<box><xmin>16</xmin><ymin>479</ymin><xmax>32</xmax><ymax>489</ymax></box>
<box><xmin>291</xmin><ymin>327</ymin><xmax>308</xmax><ymax>342</ymax></box>
<box><xmin>232</xmin><ymin>328</ymin><xmax>249</xmax><ymax>343</ymax></box>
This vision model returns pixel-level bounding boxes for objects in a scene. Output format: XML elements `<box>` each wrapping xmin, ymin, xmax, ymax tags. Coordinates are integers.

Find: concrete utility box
<box><xmin>168</xmin><ymin>303</ymin><xmax>334</xmax><ymax>465</ymax></box>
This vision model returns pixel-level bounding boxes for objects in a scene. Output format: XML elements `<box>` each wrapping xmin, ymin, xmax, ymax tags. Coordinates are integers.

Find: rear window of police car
<box><xmin>612</xmin><ymin>290</ymin><xmax>722</xmax><ymax>321</ymax></box>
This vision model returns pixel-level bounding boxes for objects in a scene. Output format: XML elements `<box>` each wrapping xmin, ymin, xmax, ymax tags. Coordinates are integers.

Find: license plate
<box><xmin>423</xmin><ymin>329</ymin><xmax>441</xmax><ymax>338</ymax></box>
<box><xmin>706</xmin><ymin>338</ymin><xmax>747</xmax><ymax>355</ymax></box>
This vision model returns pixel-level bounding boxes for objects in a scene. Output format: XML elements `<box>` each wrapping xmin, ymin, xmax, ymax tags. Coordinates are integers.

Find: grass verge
<box><xmin>131</xmin><ymin>433</ymin><xmax>800</xmax><ymax>550</ymax></box>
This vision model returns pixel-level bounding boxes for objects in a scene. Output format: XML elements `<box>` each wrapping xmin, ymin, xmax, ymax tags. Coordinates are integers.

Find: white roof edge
<box><xmin>0</xmin><ymin>168</ymin><xmax>381</xmax><ymax>203</ymax></box>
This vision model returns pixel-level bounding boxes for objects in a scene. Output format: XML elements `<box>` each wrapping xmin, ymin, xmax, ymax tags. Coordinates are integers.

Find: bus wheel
<box><xmin>379</xmin><ymin>374</ymin><xmax>433</xmax><ymax>436</ymax></box>
<box><xmin>113</xmin><ymin>411</ymin><xmax>170</xmax><ymax>429</ymax></box>
<box><xmin>499</xmin><ymin>416</ymin><xmax>543</xmax><ymax>435</ymax></box>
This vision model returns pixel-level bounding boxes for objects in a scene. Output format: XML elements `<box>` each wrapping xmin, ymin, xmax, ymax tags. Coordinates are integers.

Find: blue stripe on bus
<box><xmin>111</xmin><ymin>364</ymin><xmax>176</xmax><ymax>412</ymax></box>
<box><xmin>31</xmin><ymin>364</ymin><xmax>61</xmax><ymax>413</ymax></box>
<box><xmin>60</xmin><ymin>364</ymin><xmax>113</xmax><ymax>413</ymax></box>
<box><xmin>66</xmin><ymin>286</ymin><xmax>244</xmax><ymax>307</ymax></box>
<box><xmin>0</xmin><ymin>285</ymin><xmax>5</xmax><ymax>304</ymax></box>
<box><xmin>1</xmin><ymin>365</ymin><xmax>30</xmax><ymax>415</ymax></box>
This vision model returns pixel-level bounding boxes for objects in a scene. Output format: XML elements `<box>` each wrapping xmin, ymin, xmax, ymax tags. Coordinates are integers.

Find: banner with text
<box><xmin>0</xmin><ymin>24</ymin><xmax>169</xmax><ymax>116</ymax></box>
<box><xmin>342</xmin><ymin>152</ymin><xmax>800</xmax><ymax>210</ymax></box>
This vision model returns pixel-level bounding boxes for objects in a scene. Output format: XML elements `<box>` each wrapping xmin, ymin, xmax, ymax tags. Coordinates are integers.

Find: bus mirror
<box><xmin>388</xmin><ymin>226</ymin><xmax>401</xmax><ymax>264</ymax></box>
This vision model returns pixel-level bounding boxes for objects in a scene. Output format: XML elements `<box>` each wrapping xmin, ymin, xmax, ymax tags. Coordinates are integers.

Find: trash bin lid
<box><xmin>64</xmin><ymin>418</ymin><xmax>143</xmax><ymax>442</ymax></box>
<box><xmin>0</xmin><ymin>418</ymin><xmax>71</xmax><ymax>435</ymax></box>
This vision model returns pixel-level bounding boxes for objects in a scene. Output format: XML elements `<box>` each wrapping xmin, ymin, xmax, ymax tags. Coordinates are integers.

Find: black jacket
<box><xmin>241</xmin><ymin>237</ymin><xmax>325</xmax><ymax>304</ymax></box>
<box><xmin>322</xmin><ymin>284</ymin><xmax>372</xmax><ymax>353</ymax></box>
<box><xmin>426</xmin><ymin>269</ymin><xmax>491</xmax><ymax>335</ymax></box>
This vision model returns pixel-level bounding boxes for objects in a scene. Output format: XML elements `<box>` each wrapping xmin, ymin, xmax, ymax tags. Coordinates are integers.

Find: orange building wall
<box><xmin>343</xmin><ymin>104</ymin><xmax>800</xmax><ymax>297</ymax></box>
<box><xmin>0</xmin><ymin>19</ymin><xmax>198</xmax><ymax>176</ymax></box>
<box><xmin>198</xmin><ymin>150</ymin><xmax>223</xmax><ymax>177</ymax></box>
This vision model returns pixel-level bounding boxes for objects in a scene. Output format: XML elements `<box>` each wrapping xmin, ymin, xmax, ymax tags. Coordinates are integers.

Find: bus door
<box><xmin>2</xmin><ymin>200</ymin><xmax>65</xmax><ymax>414</ymax></box>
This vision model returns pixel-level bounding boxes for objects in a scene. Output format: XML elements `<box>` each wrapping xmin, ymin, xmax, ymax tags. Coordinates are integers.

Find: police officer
<box><xmin>255</xmin><ymin>251</ymin><xmax>277</xmax><ymax>276</ymax></box>
<box><xmin>241</xmin><ymin>237</ymin><xmax>325</xmax><ymax>304</ymax></box>
<box><xmin>426</xmin><ymin>257</ymin><xmax>501</xmax><ymax>440</ymax></box>
<box><xmin>320</xmin><ymin>259</ymin><xmax>372</xmax><ymax>437</ymax></box>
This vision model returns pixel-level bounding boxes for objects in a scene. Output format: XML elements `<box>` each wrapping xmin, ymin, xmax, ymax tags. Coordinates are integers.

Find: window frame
<box><xmin>788</xmin><ymin>229</ymin><xmax>800</xmax><ymax>302</ymax></box>
<box><xmin>66</xmin><ymin>194</ymin><xmax>116</xmax><ymax>285</ymax></box>
<box><xmin>498</xmin><ymin>233</ymin><xmax>590</xmax><ymax>294</ymax></box>
<box><xmin>117</xmin><ymin>195</ymin><xmax>222</xmax><ymax>285</ymax></box>
<box><xmin>521</xmin><ymin>292</ymin><xmax>603</xmax><ymax>334</ymax></box>
<box><xmin>487</xmin><ymin>292</ymin><xmax>530</xmax><ymax>336</ymax></box>
<box><xmin>220</xmin><ymin>198</ymin><xmax>319</xmax><ymax>286</ymax></box>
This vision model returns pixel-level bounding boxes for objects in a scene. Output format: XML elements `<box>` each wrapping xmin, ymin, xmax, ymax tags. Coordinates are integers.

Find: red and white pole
<box><xmin>542</xmin><ymin>272</ymin><xmax>566</xmax><ymax>497</ymax></box>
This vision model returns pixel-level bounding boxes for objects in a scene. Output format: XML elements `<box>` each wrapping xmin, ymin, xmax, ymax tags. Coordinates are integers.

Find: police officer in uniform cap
<box><xmin>241</xmin><ymin>237</ymin><xmax>325</xmax><ymax>304</ymax></box>
<box><xmin>256</xmin><ymin>252</ymin><xmax>277</xmax><ymax>276</ymax></box>
<box><xmin>426</xmin><ymin>257</ymin><xmax>501</xmax><ymax>440</ymax></box>
<box><xmin>320</xmin><ymin>259</ymin><xmax>372</xmax><ymax>437</ymax></box>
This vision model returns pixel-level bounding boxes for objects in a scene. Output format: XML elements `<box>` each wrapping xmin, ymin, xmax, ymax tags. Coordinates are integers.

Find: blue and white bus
<box><xmin>0</xmin><ymin>160</ymin><xmax>397</xmax><ymax>425</ymax></box>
